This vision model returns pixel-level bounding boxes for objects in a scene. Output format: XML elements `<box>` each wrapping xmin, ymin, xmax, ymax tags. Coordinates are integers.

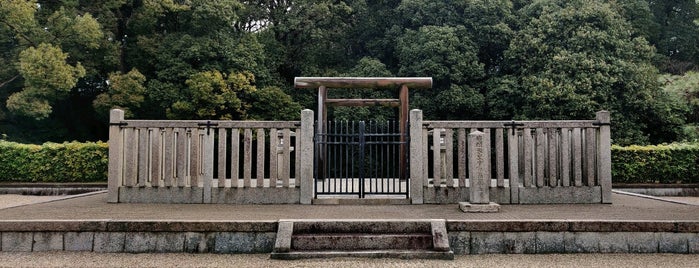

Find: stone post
<box><xmin>596</xmin><ymin>111</ymin><xmax>612</xmax><ymax>204</ymax></box>
<box><xmin>299</xmin><ymin>109</ymin><xmax>314</xmax><ymax>204</ymax></box>
<box><xmin>107</xmin><ymin>109</ymin><xmax>125</xmax><ymax>203</ymax></box>
<box><xmin>409</xmin><ymin>109</ymin><xmax>424</xmax><ymax>204</ymax></box>
<box><xmin>460</xmin><ymin>130</ymin><xmax>499</xmax><ymax>212</ymax></box>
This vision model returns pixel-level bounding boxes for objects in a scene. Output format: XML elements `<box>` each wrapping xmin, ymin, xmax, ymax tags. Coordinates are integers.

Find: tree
<box><xmin>167</xmin><ymin>70</ymin><xmax>246</xmax><ymax>120</ymax></box>
<box><xmin>7</xmin><ymin>43</ymin><xmax>86</xmax><ymax>119</ymax></box>
<box><xmin>396</xmin><ymin>25</ymin><xmax>485</xmax><ymax>119</ymax></box>
<box><xmin>92</xmin><ymin>68</ymin><xmax>146</xmax><ymax>119</ymax></box>
<box><xmin>659</xmin><ymin>71</ymin><xmax>699</xmax><ymax>140</ymax></box>
<box><xmin>0</xmin><ymin>0</ymin><xmax>111</xmax><ymax>142</ymax></box>
<box><xmin>0</xmin><ymin>1</ymin><xmax>100</xmax><ymax>120</ymax></box>
<box><xmin>649</xmin><ymin>0</ymin><xmax>699</xmax><ymax>73</ymax></box>
<box><xmin>490</xmin><ymin>0</ymin><xmax>685</xmax><ymax>144</ymax></box>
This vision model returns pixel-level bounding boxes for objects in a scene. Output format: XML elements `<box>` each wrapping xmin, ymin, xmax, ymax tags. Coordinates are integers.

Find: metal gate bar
<box><xmin>315</xmin><ymin>120</ymin><xmax>409</xmax><ymax>198</ymax></box>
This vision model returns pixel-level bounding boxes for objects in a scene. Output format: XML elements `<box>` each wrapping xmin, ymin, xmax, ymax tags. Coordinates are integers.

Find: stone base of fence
<box><xmin>117</xmin><ymin>187</ymin><xmax>300</xmax><ymax>204</ymax></box>
<box><xmin>422</xmin><ymin>186</ymin><xmax>602</xmax><ymax>204</ymax></box>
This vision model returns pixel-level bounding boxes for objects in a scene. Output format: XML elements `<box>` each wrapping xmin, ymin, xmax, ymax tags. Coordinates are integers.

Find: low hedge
<box><xmin>0</xmin><ymin>141</ymin><xmax>108</xmax><ymax>182</ymax></box>
<box><xmin>612</xmin><ymin>143</ymin><xmax>699</xmax><ymax>184</ymax></box>
<box><xmin>1</xmin><ymin>140</ymin><xmax>697</xmax><ymax>184</ymax></box>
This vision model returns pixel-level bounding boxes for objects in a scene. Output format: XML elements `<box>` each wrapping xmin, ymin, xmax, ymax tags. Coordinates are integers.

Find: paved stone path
<box><xmin>1</xmin><ymin>192</ymin><xmax>698</xmax><ymax>221</ymax></box>
<box><xmin>0</xmin><ymin>195</ymin><xmax>66</xmax><ymax>209</ymax></box>
<box><xmin>1</xmin><ymin>252</ymin><xmax>698</xmax><ymax>267</ymax></box>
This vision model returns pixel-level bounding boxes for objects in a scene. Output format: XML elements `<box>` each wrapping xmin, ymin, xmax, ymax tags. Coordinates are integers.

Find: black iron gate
<box><xmin>314</xmin><ymin>120</ymin><xmax>409</xmax><ymax>198</ymax></box>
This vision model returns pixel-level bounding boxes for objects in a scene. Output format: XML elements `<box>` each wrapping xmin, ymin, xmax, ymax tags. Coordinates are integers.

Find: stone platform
<box><xmin>0</xmin><ymin>191</ymin><xmax>698</xmax><ymax>254</ymax></box>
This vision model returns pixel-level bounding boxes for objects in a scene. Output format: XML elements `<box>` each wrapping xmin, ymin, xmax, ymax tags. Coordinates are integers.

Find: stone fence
<box><xmin>107</xmin><ymin>109</ymin><xmax>314</xmax><ymax>204</ymax></box>
<box><xmin>108</xmin><ymin>109</ymin><xmax>611</xmax><ymax>204</ymax></box>
<box><xmin>409</xmin><ymin>110</ymin><xmax>612</xmax><ymax>204</ymax></box>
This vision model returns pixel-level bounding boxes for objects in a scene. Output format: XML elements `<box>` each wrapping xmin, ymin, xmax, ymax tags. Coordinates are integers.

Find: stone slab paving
<box><xmin>0</xmin><ymin>195</ymin><xmax>67</xmax><ymax>210</ymax></box>
<box><xmin>0</xmin><ymin>192</ymin><xmax>697</xmax><ymax>221</ymax></box>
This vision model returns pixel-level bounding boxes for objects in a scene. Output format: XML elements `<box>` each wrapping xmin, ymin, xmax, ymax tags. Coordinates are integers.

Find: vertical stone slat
<box><xmin>432</xmin><ymin>128</ymin><xmax>442</xmax><ymax>186</ymax></box>
<box><xmin>457</xmin><ymin>128</ymin><xmax>467</xmax><ymax>188</ymax></box>
<box><xmin>256</xmin><ymin>128</ymin><xmax>266</xmax><ymax>187</ymax></box>
<box><xmin>107</xmin><ymin>109</ymin><xmax>125</xmax><ymax>203</ymax></box>
<box><xmin>523</xmin><ymin>128</ymin><xmax>532</xmax><ymax>188</ymax></box>
<box><xmin>282</xmin><ymin>128</ymin><xmax>291</xmax><ymax>188</ymax></box>
<box><xmin>137</xmin><ymin>128</ymin><xmax>149</xmax><ymax>187</ymax></box>
<box><xmin>203</xmin><ymin>129</ymin><xmax>214</xmax><ymax>203</ymax></box>
<box><xmin>535</xmin><ymin>128</ymin><xmax>546</xmax><ymax>188</ymax></box>
<box><xmin>508</xmin><ymin>128</ymin><xmax>520</xmax><ymax>203</ymax></box>
<box><xmin>585</xmin><ymin>127</ymin><xmax>596</xmax><ymax>186</ymax></box>
<box><xmin>189</xmin><ymin>128</ymin><xmax>200</xmax><ymax>187</ymax></box>
<box><xmin>422</xmin><ymin>128</ymin><xmax>429</xmax><ymax>187</ymax></box>
<box><xmin>560</xmin><ymin>128</ymin><xmax>571</xmax><ymax>187</ymax></box>
<box><xmin>548</xmin><ymin>128</ymin><xmax>558</xmax><ymax>187</ymax></box>
<box><xmin>294</xmin><ymin>127</ymin><xmax>300</xmax><ymax>184</ymax></box>
<box><xmin>243</xmin><ymin>128</ymin><xmax>252</xmax><ymax>187</ymax></box>
<box><xmin>495</xmin><ymin>128</ymin><xmax>505</xmax><ymax>188</ymax></box>
<box><xmin>217</xmin><ymin>128</ymin><xmax>227</xmax><ymax>188</ymax></box>
<box><xmin>269</xmin><ymin>128</ymin><xmax>278</xmax><ymax>187</ymax></box>
<box><xmin>444</xmin><ymin>128</ymin><xmax>454</xmax><ymax>187</ymax></box>
<box><xmin>163</xmin><ymin>128</ymin><xmax>174</xmax><ymax>187</ymax></box>
<box><xmin>572</xmin><ymin>128</ymin><xmax>583</xmax><ymax>187</ymax></box>
<box><xmin>175</xmin><ymin>128</ymin><xmax>187</xmax><ymax>187</ymax></box>
<box><xmin>230</xmin><ymin>128</ymin><xmax>240</xmax><ymax>188</ymax></box>
<box><xmin>150</xmin><ymin>128</ymin><xmax>161</xmax><ymax>187</ymax></box>
<box><xmin>123</xmin><ymin>128</ymin><xmax>137</xmax><ymax>187</ymax></box>
<box><xmin>484</xmin><ymin>128</ymin><xmax>491</xmax><ymax>187</ymax></box>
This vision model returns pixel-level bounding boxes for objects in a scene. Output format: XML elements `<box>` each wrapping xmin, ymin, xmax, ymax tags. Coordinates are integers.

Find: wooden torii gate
<box><xmin>295</xmin><ymin>77</ymin><xmax>432</xmax><ymax>182</ymax></box>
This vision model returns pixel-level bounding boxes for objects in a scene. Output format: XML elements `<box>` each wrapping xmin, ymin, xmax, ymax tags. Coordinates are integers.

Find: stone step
<box><xmin>292</xmin><ymin>220</ymin><xmax>431</xmax><ymax>234</ymax></box>
<box><xmin>270</xmin><ymin>249</ymin><xmax>454</xmax><ymax>260</ymax></box>
<box><xmin>271</xmin><ymin>219</ymin><xmax>454</xmax><ymax>260</ymax></box>
<box><xmin>291</xmin><ymin>233</ymin><xmax>433</xmax><ymax>251</ymax></box>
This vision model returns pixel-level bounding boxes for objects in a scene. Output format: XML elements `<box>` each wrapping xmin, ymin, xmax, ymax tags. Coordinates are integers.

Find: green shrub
<box><xmin>612</xmin><ymin>143</ymin><xmax>699</xmax><ymax>184</ymax></box>
<box><xmin>1</xmin><ymin>140</ymin><xmax>697</xmax><ymax>184</ymax></box>
<box><xmin>0</xmin><ymin>140</ymin><xmax>108</xmax><ymax>182</ymax></box>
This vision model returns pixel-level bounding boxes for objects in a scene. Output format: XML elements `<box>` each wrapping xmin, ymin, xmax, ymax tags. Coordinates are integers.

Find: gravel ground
<box><xmin>0</xmin><ymin>252</ymin><xmax>698</xmax><ymax>268</ymax></box>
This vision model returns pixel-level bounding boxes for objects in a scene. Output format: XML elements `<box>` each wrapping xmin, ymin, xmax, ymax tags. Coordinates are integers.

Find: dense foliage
<box><xmin>1</xmin><ymin>0</ymin><xmax>699</xmax><ymax>145</ymax></box>
<box><xmin>2</xmin><ymin>139</ymin><xmax>696</xmax><ymax>184</ymax></box>
<box><xmin>0</xmin><ymin>140</ymin><xmax>108</xmax><ymax>182</ymax></box>
<box><xmin>612</xmin><ymin>143</ymin><xmax>699</xmax><ymax>184</ymax></box>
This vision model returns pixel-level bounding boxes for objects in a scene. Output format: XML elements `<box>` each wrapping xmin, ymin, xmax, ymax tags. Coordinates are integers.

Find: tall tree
<box><xmin>649</xmin><ymin>0</ymin><xmax>699</xmax><ymax>73</ymax></box>
<box><xmin>490</xmin><ymin>0</ymin><xmax>685</xmax><ymax>144</ymax></box>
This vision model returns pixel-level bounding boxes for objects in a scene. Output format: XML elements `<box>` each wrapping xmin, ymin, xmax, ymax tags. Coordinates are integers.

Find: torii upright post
<box><xmin>295</xmin><ymin>77</ymin><xmax>432</xmax><ymax>181</ymax></box>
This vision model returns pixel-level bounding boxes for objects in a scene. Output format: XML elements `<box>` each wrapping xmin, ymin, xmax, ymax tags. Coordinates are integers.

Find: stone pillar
<box><xmin>596</xmin><ymin>111</ymin><xmax>612</xmax><ymax>204</ymax></box>
<box><xmin>409</xmin><ymin>109</ymin><xmax>424</xmax><ymax>204</ymax></box>
<box><xmin>460</xmin><ymin>130</ymin><xmax>499</xmax><ymax>212</ymax></box>
<box><xmin>299</xmin><ymin>109</ymin><xmax>315</xmax><ymax>204</ymax></box>
<box><xmin>468</xmin><ymin>131</ymin><xmax>488</xmax><ymax>204</ymax></box>
<box><xmin>107</xmin><ymin>109</ymin><xmax>125</xmax><ymax>203</ymax></box>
